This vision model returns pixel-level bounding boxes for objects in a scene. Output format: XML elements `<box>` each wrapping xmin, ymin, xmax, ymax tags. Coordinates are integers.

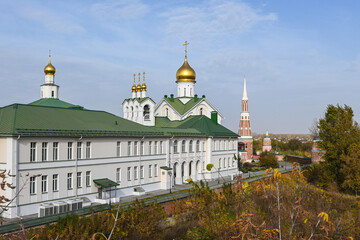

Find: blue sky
<box><xmin>0</xmin><ymin>0</ymin><xmax>359</xmax><ymax>134</ymax></box>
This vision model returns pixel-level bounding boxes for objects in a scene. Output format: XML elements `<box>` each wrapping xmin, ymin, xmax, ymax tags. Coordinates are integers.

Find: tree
<box><xmin>340</xmin><ymin>143</ymin><xmax>360</xmax><ymax>195</ymax></box>
<box><xmin>259</xmin><ymin>151</ymin><xmax>279</xmax><ymax>168</ymax></box>
<box><xmin>287</xmin><ymin>139</ymin><xmax>302</xmax><ymax>151</ymax></box>
<box><xmin>318</xmin><ymin>104</ymin><xmax>360</xmax><ymax>185</ymax></box>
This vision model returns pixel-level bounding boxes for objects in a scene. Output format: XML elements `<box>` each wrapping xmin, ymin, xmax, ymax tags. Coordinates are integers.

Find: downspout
<box><xmin>75</xmin><ymin>136</ymin><xmax>83</xmax><ymax>198</ymax></box>
<box><xmin>16</xmin><ymin>135</ymin><xmax>20</xmax><ymax>218</ymax></box>
<box><xmin>139</xmin><ymin>136</ymin><xmax>145</xmax><ymax>189</ymax></box>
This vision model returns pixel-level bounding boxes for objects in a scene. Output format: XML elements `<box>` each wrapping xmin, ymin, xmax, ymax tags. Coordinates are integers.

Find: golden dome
<box><xmin>131</xmin><ymin>83</ymin><xmax>136</xmax><ymax>92</ymax></box>
<box><xmin>44</xmin><ymin>60</ymin><xmax>56</xmax><ymax>75</ymax></box>
<box><xmin>142</xmin><ymin>82</ymin><xmax>147</xmax><ymax>91</ymax></box>
<box><xmin>176</xmin><ymin>57</ymin><xmax>196</xmax><ymax>83</ymax></box>
<box><xmin>136</xmin><ymin>82</ymin><xmax>142</xmax><ymax>92</ymax></box>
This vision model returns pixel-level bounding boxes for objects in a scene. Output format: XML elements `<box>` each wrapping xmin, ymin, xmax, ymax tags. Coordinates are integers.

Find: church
<box><xmin>0</xmin><ymin>43</ymin><xmax>240</xmax><ymax>219</ymax></box>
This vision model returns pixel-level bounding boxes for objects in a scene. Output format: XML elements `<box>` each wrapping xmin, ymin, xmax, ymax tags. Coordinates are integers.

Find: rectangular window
<box><xmin>52</xmin><ymin>174</ymin><xmax>59</xmax><ymax>192</ymax></box>
<box><xmin>116</xmin><ymin>168</ymin><xmax>121</xmax><ymax>183</ymax></box>
<box><xmin>149</xmin><ymin>165</ymin><xmax>152</xmax><ymax>178</ymax></box>
<box><xmin>41</xmin><ymin>175</ymin><xmax>48</xmax><ymax>193</ymax></box>
<box><xmin>159</xmin><ymin>141</ymin><xmax>163</xmax><ymax>154</ymax></box>
<box><xmin>203</xmin><ymin>141</ymin><xmax>205</xmax><ymax>152</ymax></box>
<box><xmin>30</xmin><ymin>142</ymin><xmax>36</xmax><ymax>162</ymax></box>
<box><xmin>140</xmin><ymin>141</ymin><xmax>144</xmax><ymax>155</ymax></box>
<box><xmin>134</xmin><ymin>141</ymin><xmax>138</xmax><ymax>156</ymax></box>
<box><xmin>134</xmin><ymin>166</ymin><xmax>138</xmax><ymax>180</ymax></box>
<box><xmin>77</xmin><ymin>142</ymin><xmax>82</xmax><ymax>159</ymax></box>
<box><xmin>154</xmin><ymin>164</ymin><xmax>158</xmax><ymax>177</ymax></box>
<box><xmin>148</xmin><ymin>141</ymin><xmax>152</xmax><ymax>155</ymax></box>
<box><xmin>154</xmin><ymin>141</ymin><xmax>158</xmax><ymax>154</ymax></box>
<box><xmin>86</xmin><ymin>171</ymin><xmax>91</xmax><ymax>187</ymax></box>
<box><xmin>127</xmin><ymin>167</ymin><xmax>131</xmax><ymax>181</ymax></box>
<box><xmin>77</xmin><ymin>172</ymin><xmax>82</xmax><ymax>188</ymax></box>
<box><xmin>127</xmin><ymin>141</ymin><xmax>131</xmax><ymax>156</ymax></box>
<box><xmin>117</xmin><ymin>141</ymin><xmax>121</xmax><ymax>157</ymax></box>
<box><xmin>86</xmin><ymin>142</ymin><xmax>91</xmax><ymax>158</ymax></box>
<box><xmin>42</xmin><ymin>142</ymin><xmax>48</xmax><ymax>161</ymax></box>
<box><xmin>30</xmin><ymin>176</ymin><xmax>36</xmax><ymax>194</ymax></box>
<box><xmin>53</xmin><ymin>142</ymin><xmax>58</xmax><ymax>161</ymax></box>
<box><xmin>140</xmin><ymin>165</ymin><xmax>144</xmax><ymax>179</ymax></box>
<box><xmin>67</xmin><ymin>142</ymin><xmax>73</xmax><ymax>160</ymax></box>
<box><xmin>67</xmin><ymin>173</ymin><xmax>73</xmax><ymax>190</ymax></box>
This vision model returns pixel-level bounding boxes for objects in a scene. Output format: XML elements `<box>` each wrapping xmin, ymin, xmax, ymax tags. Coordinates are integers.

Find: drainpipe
<box><xmin>139</xmin><ymin>136</ymin><xmax>145</xmax><ymax>189</ymax></box>
<box><xmin>75</xmin><ymin>136</ymin><xmax>83</xmax><ymax>198</ymax></box>
<box><xmin>15</xmin><ymin>135</ymin><xmax>20</xmax><ymax>218</ymax></box>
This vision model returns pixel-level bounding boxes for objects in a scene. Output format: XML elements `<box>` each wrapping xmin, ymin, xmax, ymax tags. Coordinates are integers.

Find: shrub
<box><xmin>259</xmin><ymin>151</ymin><xmax>279</xmax><ymax>168</ymax></box>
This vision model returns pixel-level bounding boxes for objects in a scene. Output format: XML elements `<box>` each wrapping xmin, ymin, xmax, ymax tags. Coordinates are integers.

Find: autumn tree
<box><xmin>340</xmin><ymin>143</ymin><xmax>360</xmax><ymax>195</ymax></box>
<box><xmin>318</xmin><ymin>104</ymin><xmax>360</xmax><ymax>186</ymax></box>
<box><xmin>259</xmin><ymin>151</ymin><xmax>279</xmax><ymax>168</ymax></box>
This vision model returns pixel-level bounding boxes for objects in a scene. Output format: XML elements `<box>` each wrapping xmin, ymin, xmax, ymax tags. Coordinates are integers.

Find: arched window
<box><xmin>173</xmin><ymin>140</ymin><xmax>178</xmax><ymax>153</ymax></box>
<box><xmin>189</xmin><ymin>140</ymin><xmax>193</xmax><ymax>152</ymax></box>
<box><xmin>184</xmin><ymin>88</ymin><xmax>186</xmax><ymax>96</ymax></box>
<box><xmin>196</xmin><ymin>140</ymin><xmax>200</xmax><ymax>152</ymax></box>
<box><xmin>165</xmin><ymin>108</ymin><xmax>169</xmax><ymax>117</ymax></box>
<box><xmin>223</xmin><ymin>158</ymin><xmax>226</xmax><ymax>168</ymax></box>
<box><xmin>219</xmin><ymin>159</ymin><xmax>221</xmax><ymax>169</ymax></box>
<box><xmin>126</xmin><ymin>107</ymin><xmax>129</xmax><ymax>118</ymax></box>
<box><xmin>131</xmin><ymin>107</ymin><xmax>134</xmax><ymax>119</ymax></box>
<box><xmin>182</xmin><ymin>140</ymin><xmax>186</xmax><ymax>152</ymax></box>
<box><xmin>143</xmin><ymin>105</ymin><xmax>150</xmax><ymax>120</ymax></box>
<box><xmin>200</xmin><ymin>108</ymin><xmax>203</xmax><ymax>115</ymax></box>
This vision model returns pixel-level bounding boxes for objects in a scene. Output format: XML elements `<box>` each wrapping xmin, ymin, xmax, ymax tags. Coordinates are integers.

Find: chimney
<box><xmin>211</xmin><ymin>111</ymin><xmax>218</xmax><ymax>125</ymax></box>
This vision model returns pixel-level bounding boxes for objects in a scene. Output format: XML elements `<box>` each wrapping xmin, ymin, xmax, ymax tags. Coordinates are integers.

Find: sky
<box><xmin>0</xmin><ymin>0</ymin><xmax>359</xmax><ymax>134</ymax></box>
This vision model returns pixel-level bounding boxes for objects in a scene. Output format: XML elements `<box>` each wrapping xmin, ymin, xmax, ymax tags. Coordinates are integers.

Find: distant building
<box><xmin>262</xmin><ymin>131</ymin><xmax>272</xmax><ymax>152</ymax></box>
<box><xmin>311</xmin><ymin>136</ymin><xmax>325</xmax><ymax>163</ymax></box>
<box><xmin>238</xmin><ymin>78</ymin><xmax>253</xmax><ymax>162</ymax></box>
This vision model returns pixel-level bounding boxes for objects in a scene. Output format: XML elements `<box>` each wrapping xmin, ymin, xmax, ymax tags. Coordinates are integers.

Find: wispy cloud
<box><xmin>161</xmin><ymin>1</ymin><xmax>277</xmax><ymax>39</ymax></box>
<box><xmin>91</xmin><ymin>0</ymin><xmax>149</xmax><ymax>20</ymax></box>
<box><xmin>17</xmin><ymin>6</ymin><xmax>85</xmax><ymax>34</ymax></box>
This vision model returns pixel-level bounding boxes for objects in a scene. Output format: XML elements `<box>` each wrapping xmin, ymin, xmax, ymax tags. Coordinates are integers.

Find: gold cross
<box><xmin>143</xmin><ymin>72</ymin><xmax>145</xmax><ymax>82</ymax></box>
<box><xmin>49</xmin><ymin>49</ymin><xmax>52</xmax><ymax>62</ymax></box>
<box><xmin>133</xmin><ymin>73</ymin><xmax>136</xmax><ymax>83</ymax></box>
<box><xmin>138</xmin><ymin>72</ymin><xmax>141</xmax><ymax>83</ymax></box>
<box><xmin>183</xmin><ymin>41</ymin><xmax>189</xmax><ymax>58</ymax></box>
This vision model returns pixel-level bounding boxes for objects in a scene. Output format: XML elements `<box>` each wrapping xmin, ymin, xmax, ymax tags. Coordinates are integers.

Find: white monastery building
<box><xmin>0</xmin><ymin>45</ymin><xmax>240</xmax><ymax>219</ymax></box>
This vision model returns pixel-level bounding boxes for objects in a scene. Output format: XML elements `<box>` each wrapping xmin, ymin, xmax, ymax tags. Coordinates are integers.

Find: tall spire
<box><xmin>242</xmin><ymin>76</ymin><xmax>248</xmax><ymax>100</ymax></box>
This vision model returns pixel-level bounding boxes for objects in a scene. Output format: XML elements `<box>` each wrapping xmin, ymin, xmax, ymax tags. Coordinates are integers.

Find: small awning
<box><xmin>160</xmin><ymin>166</ymin><xmax>172</xmax><ymax>171</ymax></box>
<box><xmin>93</xmin><ymin>178</ymin><xmax>119</xmax><ymax>188</ymax></box>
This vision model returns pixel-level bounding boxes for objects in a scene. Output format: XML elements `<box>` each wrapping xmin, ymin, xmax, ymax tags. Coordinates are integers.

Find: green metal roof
<box><xmin>155</xmin><ymin>115</ymin><xmax>239</xmax><ymax>137</ymax></box>
<box><xmin>93</xmin><ymin>178</ymin><xmax>119</xmax><ymax>188</ymax></box>
<box><xmin>29</xmin><ymin>98</ymin><xmax>81</xmax><ymax>109</ymax></box>
<box><xmin>0</xmin><ymin>104</ymin><xmax>162</xmax><ymax>137</ymax></box>
<box><xmin>0</xmin><ymin>102</ymin><xmax>238</xmax><ymax>138</ymax></box>
<box><xmin>163</xmin><ymin>97</ymin><xmax>204</xmax><ymax>115</ymax></box>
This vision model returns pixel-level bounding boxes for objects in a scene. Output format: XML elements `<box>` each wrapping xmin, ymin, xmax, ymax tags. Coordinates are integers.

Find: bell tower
<box><xmin>40</xmin><ymin>50</ymin><xmax>59</xmax><ymax>99</ymax></box>
<box><xmin>238</xmin><ymin>77</ymin><xmax>253</xmax><ymax>161</ymax></box>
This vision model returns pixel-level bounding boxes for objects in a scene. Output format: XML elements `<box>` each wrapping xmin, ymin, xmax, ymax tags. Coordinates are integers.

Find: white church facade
<box><xmin>0</xmin><ymin>46</ymin><xmax>240</xmax><ymax>219</ymax></box>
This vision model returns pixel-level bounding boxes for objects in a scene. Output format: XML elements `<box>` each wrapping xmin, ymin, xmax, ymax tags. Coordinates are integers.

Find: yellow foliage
<box><xmin>318</xmin><ymin>212</ymin><xmax>329</xmax><ymax>222</ymax></box>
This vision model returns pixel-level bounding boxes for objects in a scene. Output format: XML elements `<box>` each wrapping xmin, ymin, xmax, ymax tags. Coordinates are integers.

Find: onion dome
<box><xmin>136</xmin><ymin>82</ymin><xmax>142</xmax><ymax>92</ymax></box>
<box><xmin>44</xmin><ymin>59</ymin><xmax>56</xmax><ymax>75</ymax></box>
<box><xmin>131</xmin><ymin>83</ymin><xmax>136</xmax><ymax>92</ymax></box>
<box><xmin>141</xmin><ymin>72</ymin><xmax>147</xmax><ymax>91</ymax></box>
<box><xmin>142</xmin><ymin>82</ymin><xmax>147</xmax><ymax>91</ymax></box>
<box><xmin>176</xmin><ymin>57</ymin><xmax>196</xmax><ymax>83</ymax></box>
